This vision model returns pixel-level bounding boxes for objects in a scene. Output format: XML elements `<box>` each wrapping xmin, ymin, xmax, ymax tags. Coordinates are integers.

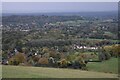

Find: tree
<box><xmin>112</xmin><ymin>45</ymin><xmax>120</xmax><ymax>57</ymax></box>
<box><xmin>59</xmin><ymin>59</ymin><xmax>67</xmax><ymax>68</ymax></box>
<box><xmin>48</xmin><ymin>57</ymin><xmax>55</xmax><ymax>67</ymax></box>
<box><xmin>104</xmin><ymin>44</ymin><xmax>120</xmax><ymax>57</ymax></box>
<box><xmin>42</xmin><ymin>47</ymin><xmax>49</xmax><ymax>53</ymax></box>
<box><xmin>32</xmin><ymin>55</ymin><xmax>40</xmax><ymax>62</ymax></box>
<box><xmin>8</xmin><ymin>53</ymin><xmax>26</xmax><ymax>65</ymax></box>
<box><xmin>49</xmin><ymin>49</ymin><xmax>56</xmax><ymax>58</ymax></box>
<box><xmin>8</xmin><ymin>57</ymin><xmax>19</xmax><ymax>65</ymax></box>
<box><xmin>38</xmin><ymin>57</ymin><xmax>49</xmax><ymax>65</ymax></box>
<box><xmin>14</xmin><ymin>53</ymin><xmax>26</xmax><ymax>63</ymax></box>
<box><xmin>74</xmin><ymin>56</ymin><xmax>87</xmax><ymax>69</ymax></box>
<box><xmin>66</xmin><ymin>54</ymin><xmax>76</xmax><ymax>61</ymax></box>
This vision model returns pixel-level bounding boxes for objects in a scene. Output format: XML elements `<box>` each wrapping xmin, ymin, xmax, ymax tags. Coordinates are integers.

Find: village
<box><xmin>1</xmin><ymin>1</ymin><xmax>120</xmax><ymax>79</ymax></box>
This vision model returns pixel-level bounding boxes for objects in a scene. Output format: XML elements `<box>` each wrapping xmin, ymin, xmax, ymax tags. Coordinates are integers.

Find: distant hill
<box><xmin>2</xmin><ymin>11</ymin><xmax>117</xmax><ymax>18</ymax></box>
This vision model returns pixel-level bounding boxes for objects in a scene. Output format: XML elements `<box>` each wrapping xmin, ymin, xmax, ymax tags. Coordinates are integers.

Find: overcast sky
<box><xmin>2</xmin><ymin>2</ymin><xmax>118</xmax><ymax>13</ymax></box>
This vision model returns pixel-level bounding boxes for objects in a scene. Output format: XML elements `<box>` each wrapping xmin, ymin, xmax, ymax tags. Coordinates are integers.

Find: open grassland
<box><xmin>87</xmin><ymin>58</ymin><xmax>118</xmax><ymax>74</ymax></box>
<box><xmin>2</xmin><ymin>65</ymin><xmax>118</xmax><ymax>78</ymax></box>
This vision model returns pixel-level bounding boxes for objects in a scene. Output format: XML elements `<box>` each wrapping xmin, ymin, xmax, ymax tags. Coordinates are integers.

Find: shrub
<box><xmin>38</xmin><ymin>57</ymin><xmax>49</xmax><ymax>65</ymax></box>
<box><xmin>112</xmin><ymin>45</ymin><xmax>120</xmax><ymax>57</ymax></box>
<box><xmin>28</xmin><ymin>58</ymin><xmax>35</xmax><ymax>66</ymax></box>
<box><xmin>8</xmin><ymin>53</ymin><xmax>26</xmax><ymax>65</ymax></box>
<box><xmin>72</xmin><ymin>61</ymin><xmax>81</xmax><ymax>69</ymax></box>
<box><xmin>14</xmin><ymin>53</ymin><xmax>26</xmax><ymax>63</ymax></box>
<box><xmin>48</xmin><ymin>57</ymin><xmax>55</xmax><ymax>67</ymax></box>
<box><xmin>104</xmin><ymin>45</ymin><xmax>120</xmax><ymax>57</ymax></box>
<box><xmin>55</xmin><ymin>53</ymin><xmax>61</xmax><ymax>61</ymax></box>
<box><xmin>8</xmin><ymin>57</ymin><xmax>19</xmax><ymax>65</ymax></box>
<box><xmin>75</xmin><ymin>56</ymin><xmax>84</xmax><ymax>62</ymax></box>
<box><xmin>98</xmin><ymin>52</ymin><xmax>111</xmax><ymax>61</ymax></box>
<box><xmin>59</xmin><ymin>59</ymin><xmax>67</xmax><ymax>68</ymax></box>
<box><xmin>42</xmin><ymin>47</ymin><xmax>49</xmax><ymax>53</ymax></box>
<box><xmin>66</xmin><ymin>54</ymin><xmax>76</xmax><ymax>61</ymax></box>
<box><xmin>32</xmin><ymin>55</ymin><xmax>40</xmax><ymax>62</ymax></box>
<box><xmin>79</xmin><ymin>53</ymin><xmax>96</xmax><ymax>61</ymax></box>
<box><xmin>49</xmin><ymin>50</ymin><xmax>56</xmax><ymax>58</ymax></box>
<box><xmin>98</xmin><ymin>52</ymin><xmax>106</xmax><ymax>61</ymax></box>
<box><xmin>104</xmin><ymin>52</ymin><xmax>111</xmax><ymax>60</ymax></box>
<box><xmin>74</xmin><ymin>56</ymin><xmax>87</xmax><ymax>69</ymax></box>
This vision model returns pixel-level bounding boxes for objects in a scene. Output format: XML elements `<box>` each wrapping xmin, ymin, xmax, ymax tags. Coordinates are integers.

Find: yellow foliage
<box><xmin>75</xmin><ymin>56</ymin><xmax>83</xmax><ymax>61</ymax></box>
<box><xmin>59</xmin><ymin>59</ymin><xmax>67</xmax><ymax>67</ymax></box>
<box><xmin>8</xmin><ymin>53</ymin><xmax>26</xmax><ymax>65</ymax></box>
<box><xmin>14</xmin><ymin>53</ymin><xmax>26</xmax><ymax>63</ymax></box>
<box><xmin>104</xmin><ymin>46</ymin><xmax>112</xmax><ymax>53</ymax></box>
<box><xmin>38</xmin><ymin>57</ymin><xmax>49</xmax><ymax>65</ymax></box>
<box><xmin>104</xmin><ymin>44</ymin><xmax>120</xmax><ymax>57</ymax></box>
<box><xmin>42</xmin><ymin>47</ymin><xmax>49</xmax><ymax>53</ymax></box>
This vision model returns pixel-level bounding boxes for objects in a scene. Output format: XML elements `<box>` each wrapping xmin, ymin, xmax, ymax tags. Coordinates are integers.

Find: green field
<box><xmin>2</xmin><ymin>65</ymin><xmax>118</xmax><ymax>78</ymax></box>
<box><xmin>87</xmin><ymin>58</ymin><xmax>118</xmax><ymax>74</ymax></box>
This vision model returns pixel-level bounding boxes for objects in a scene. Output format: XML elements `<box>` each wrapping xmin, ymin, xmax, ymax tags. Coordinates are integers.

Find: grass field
<box><xmin>87</xmin><ymin>58</ymin><xmax>118</xmax><ymax>74</ymax></box>
<box><xmin>2</xmin><ymin>65</ymin><xmax>118</xmax><ymax>78</ymax></box>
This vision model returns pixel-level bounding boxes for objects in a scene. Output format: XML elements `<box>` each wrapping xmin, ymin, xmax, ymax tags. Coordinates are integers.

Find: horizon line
<box><xmin>2</xmin><ymin>10</ymin><xmax>118</xmax><ymax>14</ymax></box>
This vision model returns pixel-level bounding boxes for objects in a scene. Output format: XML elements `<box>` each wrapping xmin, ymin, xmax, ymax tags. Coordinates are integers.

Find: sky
<box><xmin>2</xmin><ymin>2</ymin><xmax>118</xmax><ymax>13</ymax></box>
<box><xmin>1</xmin><ymin>0</ymin><xmax>119</xmax><ymax>2</ymax></box>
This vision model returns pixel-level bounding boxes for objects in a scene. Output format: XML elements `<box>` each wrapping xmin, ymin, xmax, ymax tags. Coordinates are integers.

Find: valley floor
<box><xmin>2</xmin><ymin>65</ymin><xmax>118</xmax><ymax>78</ymax></box>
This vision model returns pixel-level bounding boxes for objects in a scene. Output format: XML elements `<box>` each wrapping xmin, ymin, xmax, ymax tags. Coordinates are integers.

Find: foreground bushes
<box><xmin>98</xmin><ymin>52</ymin><xmax>111</xmax><ymax>61</ymax></box>
<box><xmin>34</xmin><ymin>57</ymin><xmax>87</xmax><ymax>70</ymax></box>
<box><xmin>98</xmin><ymin>44</ymin><xmax>120</xmax><ymax>61</ymax></box>
<box><xmin>8</xmin><ymin>53</ymin><xmax>26</xmax><ymax>65</ymax></box>
<box><xmin>104</xmin><ymin>45</ymin><xmax>120</xmax><ymax>57</ymax></box>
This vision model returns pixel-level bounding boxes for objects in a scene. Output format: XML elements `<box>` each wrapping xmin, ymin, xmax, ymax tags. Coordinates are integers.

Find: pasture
<box><xmin>2</xmin><ymin>65</ymin><xmax>118</xmax><ymax>78</ymax></box>
<box><xmin>87</xmin><ymin>58</ymin><xmax>118</xmax><ymax>74</ymax></box>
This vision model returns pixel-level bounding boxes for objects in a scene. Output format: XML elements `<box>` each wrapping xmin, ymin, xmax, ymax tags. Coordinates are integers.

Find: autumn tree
<box><xmin>8</xmin><ymin>53</ymin><xmax>26</xmax><ymax>65</ymax></box>
<box><xmin>38</xmin><ymin>57</ymin><xmax>49</xmax><ymax>66</ymax></box>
